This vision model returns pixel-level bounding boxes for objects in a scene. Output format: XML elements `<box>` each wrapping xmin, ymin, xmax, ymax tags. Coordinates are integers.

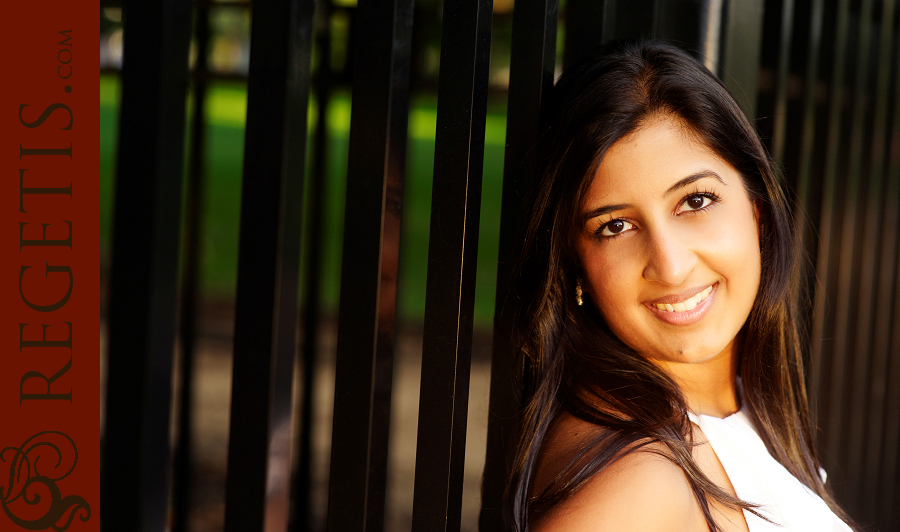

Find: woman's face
<box><xmin>574</xmin><ymin>115</ymin><xmax>761</xmax><ymax>372</ymax></box>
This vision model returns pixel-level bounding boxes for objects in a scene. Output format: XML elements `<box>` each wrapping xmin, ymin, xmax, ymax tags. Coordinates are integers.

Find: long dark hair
<box><xmin>504</xmin><ymin>40</ymin><xmax>853</xmax><ymax>531</ymax></box>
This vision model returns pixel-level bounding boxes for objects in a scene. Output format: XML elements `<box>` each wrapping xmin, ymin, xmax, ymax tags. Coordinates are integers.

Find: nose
<box><xmin>642</xmin><ymin>228</ymin><xmax>697</xmax><ymax>286</ymax></box>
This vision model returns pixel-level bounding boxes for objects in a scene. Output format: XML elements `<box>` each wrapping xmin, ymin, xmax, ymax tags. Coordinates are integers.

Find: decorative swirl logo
<box><xmin>0</xmin><ymin>431</ymin><xmax>91</xmax><ymax>531</ymax></box>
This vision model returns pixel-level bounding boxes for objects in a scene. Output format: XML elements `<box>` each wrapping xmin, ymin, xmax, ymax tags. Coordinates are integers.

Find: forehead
<box><xmin>584</xmin><ymin>116</ymin><xmax>737</xmax><ymax>204</ymax></box>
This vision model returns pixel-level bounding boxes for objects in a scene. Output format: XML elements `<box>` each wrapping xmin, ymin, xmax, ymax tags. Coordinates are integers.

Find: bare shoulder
<box><xmin>531</xmin><ymin>410</ymin><xmax>708</xmax><ymax>532</ymax></box>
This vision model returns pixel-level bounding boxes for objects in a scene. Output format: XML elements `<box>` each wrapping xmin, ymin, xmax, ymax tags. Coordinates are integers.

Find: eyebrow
<box><xmin>581</xmin><ymin>171</ymin><xmax>726</xmax><ymax>223</ymax></box>
<box><xmin>664</xmin><ymin>170</ymin><xmax>726</xmax><ymax>196</ymax></box>
<box><xmin>582</xmin><ymin>202</ymin><xmax>633</xmax><ymax>222</ymax></box>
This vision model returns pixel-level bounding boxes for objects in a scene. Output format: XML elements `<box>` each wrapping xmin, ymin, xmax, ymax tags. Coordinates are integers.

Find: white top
<box><xmin>688</xmin><ymin>407</ymin><xmax>852</xmax><ymax>532</ymax></box>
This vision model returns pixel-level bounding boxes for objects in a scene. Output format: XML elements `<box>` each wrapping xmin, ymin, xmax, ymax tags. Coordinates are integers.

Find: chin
<box><xmin>640</xmin><ymin>337</ymin><xmax>735</xmax><ymax>366</ymax></box>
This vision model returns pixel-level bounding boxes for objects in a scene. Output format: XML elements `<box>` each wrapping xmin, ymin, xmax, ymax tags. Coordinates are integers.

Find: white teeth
<box><xmin>653</xmin><ymin>284</ymin><xmax>714</xmax><ymax>313</ymax></box>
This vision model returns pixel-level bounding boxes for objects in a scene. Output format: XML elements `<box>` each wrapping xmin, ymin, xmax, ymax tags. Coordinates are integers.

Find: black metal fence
<box><xmin>101</xmin><ymin>0</ymin><xmax>900</xmax><ymax>530</ymax></box>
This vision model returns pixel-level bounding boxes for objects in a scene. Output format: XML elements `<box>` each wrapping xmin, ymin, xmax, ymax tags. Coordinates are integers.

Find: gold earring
<box><xmin>575</xmin><ymin>278</ymin><xmax>584</xmax><ymax>306</ymax></box>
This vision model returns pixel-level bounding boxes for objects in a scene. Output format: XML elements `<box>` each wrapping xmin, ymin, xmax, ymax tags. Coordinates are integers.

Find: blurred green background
<box><xmin>100</xmin><ymin>75</ymin><xmax>511</xmax><ymax>327</ymax></box>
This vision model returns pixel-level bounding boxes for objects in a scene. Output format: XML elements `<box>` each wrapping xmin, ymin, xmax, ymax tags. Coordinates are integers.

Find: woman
<box><xmin>504</xmin><ymin>41</ymin><xmax>855</xmax><ymax>531</ymax></box>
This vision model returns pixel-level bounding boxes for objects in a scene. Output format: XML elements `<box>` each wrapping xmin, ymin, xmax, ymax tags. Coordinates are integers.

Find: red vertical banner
<box><xmin>0</xmin><ymin>2</ymin><xmax>99</xmax><ymax>531</ymax></box>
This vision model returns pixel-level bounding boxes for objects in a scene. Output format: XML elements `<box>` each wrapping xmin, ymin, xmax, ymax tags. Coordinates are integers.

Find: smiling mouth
<box><xmin>651</xmin><ymin>284</ymin><xmax>715</xmax><ymax>312</ymax></box>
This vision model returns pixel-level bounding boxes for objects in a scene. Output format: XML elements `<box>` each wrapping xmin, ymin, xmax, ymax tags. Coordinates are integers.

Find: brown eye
<box><xmin>599</xmin><ymin>219</ymin><xmax>635</xmax><ymax>237</ymax></box>
<box><xmin>681</xmin><ymin>194</ymin><xmax>713</xmax><ymax>212</ymax></box>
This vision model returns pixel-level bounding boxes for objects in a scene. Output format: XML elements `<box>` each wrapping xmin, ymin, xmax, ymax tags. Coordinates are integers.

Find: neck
<box><xmin>658</xmin><ymin>339</ymin><xmax>740</xmax><ymax>418</ymax></box>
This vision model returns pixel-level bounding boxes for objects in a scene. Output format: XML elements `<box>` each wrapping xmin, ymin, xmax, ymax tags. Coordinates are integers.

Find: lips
<box><xmin>652</xmin><ymin>284</ymin><xmax>713</xmax><ymax>312</ymax></box>
<box><xmin>645</xmin><ymin>282</ymin><xmax>718</xmax><ymax>325</ymax></box>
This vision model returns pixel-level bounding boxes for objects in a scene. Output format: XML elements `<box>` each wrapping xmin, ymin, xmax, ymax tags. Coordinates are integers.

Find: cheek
<box><xmin>584</xmin><ymin>255</ymin><xmax>647</xmax><ymax>354</ymax></box>
<box><xmin>581</xmin><ymin>248</ymin><xmax>641</xmax><ymax>316</ymax></box>
<box><xmin>701</xmin><ymin>210</ymin><xmax>762</xmax><ymax>297</ymax></box>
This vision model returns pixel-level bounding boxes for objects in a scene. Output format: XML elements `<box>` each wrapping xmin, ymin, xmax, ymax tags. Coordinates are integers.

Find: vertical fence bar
<box><xmin>325</xmin><ymin>0</ymin><xmax>412</xmax><ymax>528</ymax></box>
<box><xmin>777</xmin><ymin>0</ymin><xmax>811</xmax><ymax>197</ymax></box>
<box><xmin>809</xmin><ymin>0</ymin><xmax>850</xmax><ymax>427</ymax></box>
<box><xmin>873</xmin><ymin>10</ymin><xmax>900</xmax><ymax>526</ymax></box>
<box><xmin>371</xmin><ymin>5</ymin><xmax>413</xmax><ymax>526</ymax></box>
<box><xmin>654</xmin><ymin>0</ymin><xmax>704</xmax><ymax>50</ymax></box>
<box><xmin>793</xmin><ymin>0</ymin><xmax>826</xmax><ymax>357</ymax></box>
<box><xmin>293</xmin><ymin>1</ymin><xmax>333</xmax><ymax>529</ymax></box>
<box><xmin>605</xmin><ymin>0</ymin><xmax>657</xmax><ymax>41</ymax></box>
<box><xmin>719</xmin><ymin>0</ymin><xmax>764</xmax><ymax>119</ymax></box>
<box><xmin>222</xmin><ymin>0</ymin><xmax>315</xmax><ymax>529</ymax></box>
<box><xmin>845</xmin><ymin>0</ymin><xmax>895</xmax><ymax>515</ymax></box>
<box><xmin>770</xmin><ymin>0</ymin><xmax>795</xmax><ymax>166</ymax></box>
<box><xmin>699</xmin><ymin>0</ymin><xmax>725</xmax><ymax>72</ymax></box>
<box><xmin>172</xmin><ymin>5</ymin><xmax>211</xmax><ymax>532</ymax></box>
<box><xmin>825</xmin><ymin>3</ymin><xmax>874</xmax><ymax>495</ymax></box>
<box><xmin>410</xmin><ymin>0</ymin><xmax>493</xmax><ymax>529</ymax></box>
<box><xmin>480</xmin><ymin>0</ymin><xmax>558</xmax><ymax>528</ymax></box>
<box><xmin>880</xmin><ymin>215</ymin><xmax>900</xmax><ymax>528</ymax></box>
<box><xmin>751</xmin><ymin>0</ymin><xmax>778</xmax><ymax>146</ymax></box>
<box><xmin>563</xmin><ymin>0</ymin><xmax>608</xmax><ymax>69</ymax></box>
<box><xmin>102</xmin><ymin>0</ymin><xmax>192</xmax><ymax>530</ymax></box>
